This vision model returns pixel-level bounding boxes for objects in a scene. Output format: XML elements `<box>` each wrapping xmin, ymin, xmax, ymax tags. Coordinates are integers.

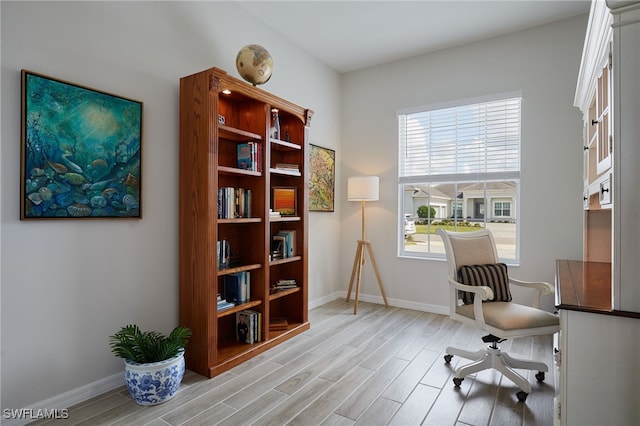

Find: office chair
<box><xmin>437</xmin><ymin>228</ymin><xmax>559</xmax><ymax>402</ymax></box>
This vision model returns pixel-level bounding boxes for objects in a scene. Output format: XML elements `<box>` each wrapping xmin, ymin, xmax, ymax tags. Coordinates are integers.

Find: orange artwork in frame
<box><xmin>272</xmin><ymin>187</ymin><xmax>296</xmax><ymax>216</ymax></box>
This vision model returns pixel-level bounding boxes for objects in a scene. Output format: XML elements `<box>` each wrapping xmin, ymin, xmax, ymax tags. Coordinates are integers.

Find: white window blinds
<box><xmin>399</xmin><ymin>96</ymin><xmax>521</xmax><ymax>183</ymax></box>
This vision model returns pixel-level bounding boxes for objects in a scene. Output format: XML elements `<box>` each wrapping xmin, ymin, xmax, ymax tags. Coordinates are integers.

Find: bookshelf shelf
<box><xmin>269</xmin><ymin>286</ymin><xmax>300</xmax><ymax>301</ymax></box>
<box><xmin>218</xmin><ymin>218</ymin><xmax>262</xmax><ymax>224</ymax></box>
<box><xmin>268</xmin><ymin>321</ymin><xmax>303</xmax><ymax>339</ymax></box>
<box><xmin>216</xmin><ymin>299</ymin><xmax>262</xmax><ymax>318</ymax></box>
<box><xmin>270</xmin><ymin>167</ymin><xmax>302</xmax><ymax>177</ymax></box>
<box><xmin>269</xmin><ymin>216</ymin><xmax>301</xmax><ymax>223</ymax></box>
<box><xmin>218</xmin><ymin>166</ymin><xmax>261</xmax><ymax>177</ymax></box>
<box><xmin>179</xmin><ymin>67</ymin><xmax>312</xmax><ymax>379</ymax></box>
<box><xmin>217</xmin><ymin>263</ymin><xmax>262</xmax><ymax>276</ymax></box>
<box><xmin>269</xmin><ymin>256</ymin><xmax>302</xmax><ymax>266</ymax></box>
<box><xmin>219</xmin><ymin>124</ymin><xmax>262</xmax><ymax>141</ymax></box>
<box><xmin>271</xmin><ymin>139</ymin><xmax>301</xmax><ymax>151</ymax></box>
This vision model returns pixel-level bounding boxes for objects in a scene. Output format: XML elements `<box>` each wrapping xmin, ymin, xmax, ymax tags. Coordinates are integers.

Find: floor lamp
<box><xmin>346</xmin><ymin>176</ymin><xmax>388</xmax><ymax>314</ymax></box>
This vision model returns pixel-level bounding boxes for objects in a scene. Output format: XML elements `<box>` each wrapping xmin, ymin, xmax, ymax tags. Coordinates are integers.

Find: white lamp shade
<box><xmin>348</xmin><ymin>176</ymin><xmax>379</xmax><ymax>201</ymax></box>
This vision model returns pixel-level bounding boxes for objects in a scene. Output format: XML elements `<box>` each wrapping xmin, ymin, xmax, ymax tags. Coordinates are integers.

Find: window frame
<box><xmin>397</xmin><ymin>92</ymin><xmax>522</xmax><ymax>263</ymax></box>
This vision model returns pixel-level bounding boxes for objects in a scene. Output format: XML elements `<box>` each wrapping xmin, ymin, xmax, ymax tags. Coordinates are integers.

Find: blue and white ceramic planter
<box><xmin>123</xmin><ymin>350</ymin><xmax>185</xmax><ymax>405</ymax></box>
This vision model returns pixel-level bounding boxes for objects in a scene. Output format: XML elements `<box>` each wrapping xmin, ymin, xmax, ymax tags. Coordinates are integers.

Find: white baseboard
<box><xmin>335</xmin><ymin>290</ymin><xmax>449</xmax><ymax>315</ymax></box>
<box><xmin>5</xmin><ymin>294</ymin><xmax>446</xmax><ymax>424</ymax></box>
<box><xmin>308</xmin><ymin>291</ymin><xmax>342</xmax><ymax>310</ymax></box>
<box><xmin>1</xmin><ymin>373</ymin><xmax>123</xmax><ymax>426</ymax></box>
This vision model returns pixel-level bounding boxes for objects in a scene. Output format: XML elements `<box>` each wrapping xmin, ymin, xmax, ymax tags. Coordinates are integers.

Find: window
<box><xmin>398</xmin><ymin>93</ymin><xmax>521</xmax><ymax>262</ymax></box>
<box><xmin>494</xmin><ymin>201</ymin><xmax>511</xmax><ymax>217</ymax></box>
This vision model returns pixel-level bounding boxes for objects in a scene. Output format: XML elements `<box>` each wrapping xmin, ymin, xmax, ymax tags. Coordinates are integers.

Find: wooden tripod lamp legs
<box><xmin>346</xmin><ymin>239</ymin><xmax>388</xmax><ymax>314</ymax></box>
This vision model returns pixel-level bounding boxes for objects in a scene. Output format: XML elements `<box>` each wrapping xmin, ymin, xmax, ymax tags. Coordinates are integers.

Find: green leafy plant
<box><xmin>109</xmin><ymin>325</ymin><xmax>191</xmax><ymax>363</ymax></box>
<box><xmin>417</xmin><ymin>205</ymin><xmax>436</xmax><ymax>220</ymax></box>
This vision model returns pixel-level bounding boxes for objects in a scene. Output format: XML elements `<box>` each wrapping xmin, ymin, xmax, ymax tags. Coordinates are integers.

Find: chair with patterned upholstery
<box><xmin>437</xmin><ymin>228</ymin><xmax>560</xmax><ymax>402</ymax></box>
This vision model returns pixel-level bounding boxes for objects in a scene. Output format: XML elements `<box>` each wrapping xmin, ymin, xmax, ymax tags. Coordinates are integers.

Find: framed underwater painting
<box><xmin>20</xmin><ymin>70</ymin><xmax>143</xmax><ymax>219</ymax></box>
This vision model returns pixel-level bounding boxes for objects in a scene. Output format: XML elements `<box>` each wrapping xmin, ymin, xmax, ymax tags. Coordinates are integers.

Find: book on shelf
<box><xmin>271</xmin><ymin>235</ymin><xmax>286</xmax><ymax>261</ymax></box>
<box><xmin>269</xmin><ymin>317</ymin><xmax>289</xmax><ymax>331</ymax></box>
<box><xmin>224</xmin><ymin>271</ymin><xmax>250</xmax><ymax>304</ymax></box>
<box><xmin>269</xmin><ymin>209</ymin><xmax>281</xmax><ymax>218</ymax></box>
<box><xmin>217</xmin><ymin>239</ymin><xmax>231</xmax><ymax>269</ymax></box>
<box><xmin>236</xmin><ymin>310</ymin><xmax>252</xmax><ymax>344</ymax></box>
<box><xmin>237</xmin><ymin>143</ymin><xmax>252</xmax><ymax>170</ymax></box>
<box><xmin>237</xmin><ymin>141</ymin><xmax>262</xmax><ymax>172</ymax></box>
<box><xmin>276</xmin><ymin>230</ymin><xmax>296</xmax><ymax>258</ymax></box>
<box><xmin>218</xmin><ymin>187</ymin><xmax>252</xmax><ymax>219</ymax></box>
<box><xmin>236</xmin><ymin>309</ymin><xmax>261</xmax><ymax>344</ymax></box>
<box><xmin>274</xmin><ymin>163</ymin><xmax>299</xmax><ymax>171</ymax></box>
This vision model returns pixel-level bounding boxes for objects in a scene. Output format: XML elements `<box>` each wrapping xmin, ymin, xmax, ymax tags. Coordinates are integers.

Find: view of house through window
<box><xmin>398</xmin><ymin>94</ymin><xmax>521</xmax><ymax>262</ymax></box>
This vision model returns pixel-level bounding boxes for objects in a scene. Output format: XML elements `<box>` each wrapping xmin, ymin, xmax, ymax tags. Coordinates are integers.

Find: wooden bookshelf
<box><xmin>179</xmin><ymin>67</ymin><xmax>313</xmax><ymax>378</ymax></box>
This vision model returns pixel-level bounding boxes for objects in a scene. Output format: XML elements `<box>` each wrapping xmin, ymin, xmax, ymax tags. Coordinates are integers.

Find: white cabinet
<box><xmin>556</xmin><ymin>2</ymin><xmax>640</xmax><ymax>425</ymax></box>
<box><xmin>557</xmin><ymin>308</ymin><xmax>640</xmax><ymax>426</ymax></box>
<box><xmin>574</xmin><ymin>0</ymin><xmax>640</xmax><ymax>312</ymax></box>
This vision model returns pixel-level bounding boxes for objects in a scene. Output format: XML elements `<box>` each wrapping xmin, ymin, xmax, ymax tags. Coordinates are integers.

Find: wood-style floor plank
<box><xmin>30</xmin><ymin>301</ymin><xmax>556</xmax><ymax>426</ymax></box>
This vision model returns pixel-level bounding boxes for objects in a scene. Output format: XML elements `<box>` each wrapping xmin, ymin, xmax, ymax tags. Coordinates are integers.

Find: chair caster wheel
<box><xmin>444</xmin><ymin>354</ymin><xmax>453</xmax><ymax>363</ymax></box>
<box><xmin>535</xmin><ymin>371</ymin><xmax>545</xmax><ymax>382</ymax></box>
<box><xmin>453</xmin><ymin>377</ymin><xmax>464</xmax><ymax>387</ymax></box>
<box><xmin>516</xmin><ymin>391</ymin><xmax>528</xmax><ymax>402</ymax></box>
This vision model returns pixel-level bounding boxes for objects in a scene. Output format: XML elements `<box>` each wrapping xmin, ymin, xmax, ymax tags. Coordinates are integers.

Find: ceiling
<box><xmin>236</xmin><ymin>1</ymin><xmax>591</xmax><ymax>73</ymax></box>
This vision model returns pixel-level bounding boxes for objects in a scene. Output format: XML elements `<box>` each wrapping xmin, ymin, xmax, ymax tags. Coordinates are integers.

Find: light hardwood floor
<box><xmin>32</xmin><ymin>300</ymin><xmax>556</xmax><ymax>426</ymax></box>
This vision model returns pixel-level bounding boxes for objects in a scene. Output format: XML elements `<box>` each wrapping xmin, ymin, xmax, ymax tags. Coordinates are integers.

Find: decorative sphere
<box><xmin>235</xmin><ymin>44</ymin><xmax>273</xmax><ymax>85</ymax></box>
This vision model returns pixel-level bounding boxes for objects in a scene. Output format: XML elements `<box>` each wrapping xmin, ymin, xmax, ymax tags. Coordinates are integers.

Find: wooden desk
<box><xmin>555</xmin><ymin>259</ymin><xmax>640</xmax><ymax>319</ymax></box>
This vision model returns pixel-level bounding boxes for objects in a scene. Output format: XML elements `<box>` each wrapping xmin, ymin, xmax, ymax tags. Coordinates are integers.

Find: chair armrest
<box><xmin>449</xmin><ymin>277</ymin><xmax>494</xmax><ymax>300</ymax></box>
<box><xmin>448</xmin><ymin>277</ymin><xmax>492</xmax><ymax>328</ymax></box>
<box><xmin>508</xmin><ymin>277</ymin><xmax>554</xmax><ymax>308</ymax></box>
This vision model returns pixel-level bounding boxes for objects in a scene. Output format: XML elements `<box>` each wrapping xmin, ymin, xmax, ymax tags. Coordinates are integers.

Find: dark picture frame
<box><xmin>309</xmin><ymin>144</ymin><xmax>335</xmax><ymax>212</ymax></box>
<box><xmin>20</xmin><ymin>70</ymin><xmax>143</xmax><ymax>219</ymax></box>
<box><xmin>272</xmin><ymin>186</ymin><xmax>297</xmax><ymax>216</ymax></box>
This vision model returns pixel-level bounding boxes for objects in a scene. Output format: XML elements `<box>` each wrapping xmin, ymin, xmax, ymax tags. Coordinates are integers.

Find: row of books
<box><xmin>271</xmin><ymin>230</ymin><xmax>296</xmax><ymax>260</ymax></box>
<box><xmin>218</xmin><ymin>187</ymin><xmax>252</xmax><ymax>219</ymax></box>
<box><xmin>237</xmin><ymin>142</ymin><xmax>262</xmax><ymax>172</ymax></box>
<box><xmin>236</xmin><ymin>309</ymin><xmax>262</xmax><ymax>344</ymax></box>
<box><xmin>224</xmin><ymin>271</ymin><xmax>250</xmax><ymax>305</ymax></box>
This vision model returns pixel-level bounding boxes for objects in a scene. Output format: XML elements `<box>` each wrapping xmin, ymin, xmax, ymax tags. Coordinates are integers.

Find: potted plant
<box><xmin>109</xmin><ymin>324</ymin><xmax>191</xmax><ymax>405</ymax></box>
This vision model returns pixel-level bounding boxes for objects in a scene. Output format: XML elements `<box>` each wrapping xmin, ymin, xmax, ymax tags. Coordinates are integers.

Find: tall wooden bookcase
<box><xmin>179</xmin><ymin>67</ymin><xmax>312</xmax><ymax>378</ymax></box>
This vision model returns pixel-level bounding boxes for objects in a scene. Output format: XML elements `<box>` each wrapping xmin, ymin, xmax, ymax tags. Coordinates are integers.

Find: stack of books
<box><xmin>269</xmin><ymin>317</ymin><xmax>289</xmax><ymax>331</ymax></box>
<box><xmin>217</xmin><ymin>294</ymin><xmax>235</xmax><ymax>312</ymax></box>
<box><xmin>274</xmin><ymin>163</ymin><xmax>299</xmax><ymax>172</ymax></box>
<box><xmin>269</xmin><ymin>209</ymin><xmax>281</xmax><ymax>219</ymax></box>
<box><xmin>271</xmin><ymin>279</ymin><xmax>297</xmax><ymax>293</ymax></box>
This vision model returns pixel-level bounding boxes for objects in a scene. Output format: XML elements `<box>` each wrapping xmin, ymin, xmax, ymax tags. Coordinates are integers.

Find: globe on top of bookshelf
<box><xmin>235</xmin><ymin>44</ymin><xmax>273</xmax><ymax>86</ymax></box>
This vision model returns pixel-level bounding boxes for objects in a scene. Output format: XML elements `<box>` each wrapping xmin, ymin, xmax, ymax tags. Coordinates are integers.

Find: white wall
<box><xmin>1</xmin><ymin>1</ymin><xmax>589</xmax><ymax>412</ymax></box>
<box><xmin>339</xmin><ymin>15</ymin><xmax>587</xmax><ymax>312</ymax></box>
<box><xmin>0</xmin><ymin>1</ymin><xmax>342</xmax><ymax>410</ymax></box>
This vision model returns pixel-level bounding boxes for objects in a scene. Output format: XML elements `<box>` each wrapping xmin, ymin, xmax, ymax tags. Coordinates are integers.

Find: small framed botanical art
<box><xmin>20</xmin><ymin>70</ymin><xmax>143</xmax><ymax>219</ymax></box>
<box><xmin>272</xmin><ymin>187</ymin><xmax>297</xmax><ymax>216</ymax></box>
<box><xmin>309</xmin><ymin>144</ymin><xmax>335</xmax><ymax>212</ymax></box>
